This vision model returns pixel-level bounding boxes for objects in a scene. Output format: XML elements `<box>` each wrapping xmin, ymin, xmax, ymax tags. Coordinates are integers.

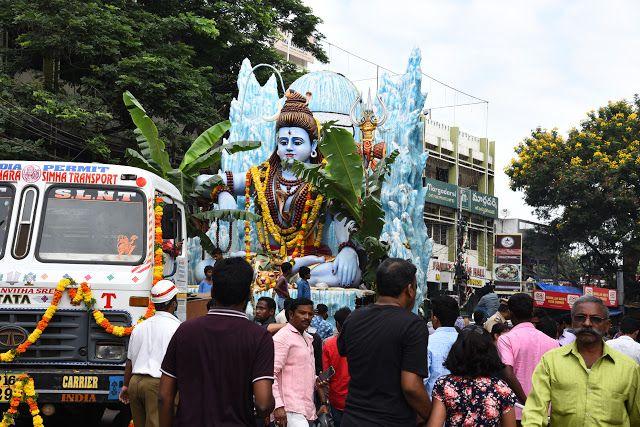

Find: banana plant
<box><xmin>291</xmin><ymin>123</ymin><xmax>398</xmax><ymax>285</ymax></box>
<box><xmin>122</xmin><ymin>91</ymin><xmax>261</xmax><ymax>255</ymax></box>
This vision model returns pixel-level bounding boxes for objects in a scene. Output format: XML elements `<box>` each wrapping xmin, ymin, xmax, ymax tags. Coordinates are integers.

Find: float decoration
<box><xmin>0</xmin><ymin>374</ymin><xmax>43</xmax><ymax>427</ymax></box>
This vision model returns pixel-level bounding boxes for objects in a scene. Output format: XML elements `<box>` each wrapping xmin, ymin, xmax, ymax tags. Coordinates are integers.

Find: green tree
<box><xmin>506</xmin><ymin>96</ymin><xmax>640</xmax><ymax>300</ymax></box>
<box><xmin>0</xmin><ymin>0</ymin><xmax>325</xmax><ymax>163</ymax></box>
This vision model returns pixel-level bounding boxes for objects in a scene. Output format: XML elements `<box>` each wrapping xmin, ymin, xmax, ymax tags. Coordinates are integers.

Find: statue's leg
<box><xmin>309</xmin><ymin>261</ymin><xmax>362</xmax><ymax>288</ymax></box>
<box><xmin>291</xmin><ymin>256</ymin><xmax>325</xmax><ymax>273</ymax></box>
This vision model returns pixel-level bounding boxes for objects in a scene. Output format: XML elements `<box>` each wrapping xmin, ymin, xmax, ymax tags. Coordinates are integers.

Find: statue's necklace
<box><xmin>267</xmin><ymin>166</ymin><xmax>307</xmax><ymax>228</ymax></box>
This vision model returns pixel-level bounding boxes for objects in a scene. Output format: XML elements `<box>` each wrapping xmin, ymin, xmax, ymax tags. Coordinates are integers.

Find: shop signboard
<box><xmin>494</xmin><ymin>234</ymin><xmax>523</xmax><ymax>291</ymax></box>
<box><xmin>424</xmin><ymin>178</ymin><xmax>458</xmax><ymax>209</ymax></box>
<box><xmin>424</xmin><ymin>180</ymin><xmax>498</xmax><ymax>218</ymax></box>
<box><xmin>468</xmin><ymin>191</ymin><xmax>499</xmax><ymax>218</ymax></box>
<box><xmin>584</xmin><ymin>286</ymin><xmax>618</xmax><ymax>307</ymax></box>
<box><xmin>533</xmin><ymin>289</ymin><xmax>582</xmax><ymax>310</ymax></box>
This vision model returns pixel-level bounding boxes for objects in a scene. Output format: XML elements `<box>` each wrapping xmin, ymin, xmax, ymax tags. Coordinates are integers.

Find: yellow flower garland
<box><xmin>249</xmin><ymin>162</ymin><xmax>324</xmax><ymax>257</ymax></box>
<box><xmin>0</xmin><ymin>375</ymin><xmax>43</xmax><ymax>427</ymax></box>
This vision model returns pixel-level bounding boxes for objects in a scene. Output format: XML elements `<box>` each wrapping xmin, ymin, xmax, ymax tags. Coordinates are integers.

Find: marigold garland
<box><xmin>0</xmin><ymin>375</ymin><xmax>43</xmax><ymax>427</ymax></box>
<box><xmin>249</xmin><ymin>162</ymin><xmax>324</xmax><ymax>258</ymax></box>
<box><xmin>0</xmin><ymin>197</ymin><xmax>165</xmax><ymax>364</ymax></box>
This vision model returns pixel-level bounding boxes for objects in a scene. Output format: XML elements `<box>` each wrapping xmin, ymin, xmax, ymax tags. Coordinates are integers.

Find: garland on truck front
<box><xmin>0</xmin><ymin>374</ymin><xmax>43</xmax><ymax>427</ymax></box>
<box><xmin>0</xmin><ymin>197</ymin><xmax>165</xmax><ymax>363</ymax></box>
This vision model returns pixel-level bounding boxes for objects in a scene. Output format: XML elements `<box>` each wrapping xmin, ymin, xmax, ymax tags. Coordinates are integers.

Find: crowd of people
<box><xmin>120</xmin><ymin>256</ymin><xmax>640</xmax><ymax>427</ymax></box>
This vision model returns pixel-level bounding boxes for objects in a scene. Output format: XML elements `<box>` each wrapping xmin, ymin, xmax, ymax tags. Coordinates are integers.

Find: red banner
<box><xmin>533</xmin><ymin>290</ymin><xmax>581</xmax><ymax>311</ymax></box>
<box><xmin>583</xmin><ymin>286</ymin><xmax>618</xmax><ymax>307</ymax></box>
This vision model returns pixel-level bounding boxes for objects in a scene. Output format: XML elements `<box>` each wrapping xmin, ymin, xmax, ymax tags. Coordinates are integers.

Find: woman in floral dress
<box><xmin>427</xmin><ymin>325</ymin><xmax>517</xmax><ymax>427</ymax></box>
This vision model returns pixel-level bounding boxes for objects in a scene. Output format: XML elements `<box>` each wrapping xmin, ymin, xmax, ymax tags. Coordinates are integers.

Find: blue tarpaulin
<box><xmin>535</xmin><ymin>282</ymin><xmax>583</xmax><ymax>295</ymax></box>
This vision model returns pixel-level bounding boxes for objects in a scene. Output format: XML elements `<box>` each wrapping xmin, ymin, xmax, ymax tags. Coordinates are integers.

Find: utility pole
<box><xmin>455</xmin><ymin>189</ymin><xmax>469</xmax><ymax>308</ymax></box>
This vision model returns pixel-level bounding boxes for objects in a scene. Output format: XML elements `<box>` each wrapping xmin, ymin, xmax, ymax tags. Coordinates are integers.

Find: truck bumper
<box><xmin>1</xmin><ymin>367</ymin><xmax>124</xmax><ymax>404</ymax></box>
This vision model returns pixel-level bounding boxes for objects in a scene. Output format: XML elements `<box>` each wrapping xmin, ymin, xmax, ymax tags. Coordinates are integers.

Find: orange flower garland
<box><xmin>0</xmin><ymin>197</ymin><xmax>165</xmax><ymax>365</ymax></box>
<box><xmin>245</xmin><ymin>171</ymin><xmax>252</xmax><ymax>261</ymax></box>
<box><xmin>0</xmin><ymin>375</ymin><xmax>42</xmax><ymax>427</ymax></box>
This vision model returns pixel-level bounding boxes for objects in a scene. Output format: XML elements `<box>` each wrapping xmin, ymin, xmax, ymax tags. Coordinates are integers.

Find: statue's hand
<box><xmin>217</xmin><ymin>191</ymin><xmax>237</xmax><ymax>210</ymax></box>
<box><xmin>332</xmin><ymin>246</ymin><xmax>359</xmax><ymax>286</ymax></box>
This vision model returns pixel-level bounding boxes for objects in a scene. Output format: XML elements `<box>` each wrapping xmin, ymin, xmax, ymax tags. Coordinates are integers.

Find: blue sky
<box><xmin>304</xmin><ymin>0</ymin><xmax>640</xmax><ymax>221</ymax></box>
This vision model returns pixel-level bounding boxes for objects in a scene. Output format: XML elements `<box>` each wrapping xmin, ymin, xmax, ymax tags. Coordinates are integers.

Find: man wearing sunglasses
<box><xmin>522</xmin><ymin>295</ymin><xmax>640</xmax><ymax>426</ymax></box>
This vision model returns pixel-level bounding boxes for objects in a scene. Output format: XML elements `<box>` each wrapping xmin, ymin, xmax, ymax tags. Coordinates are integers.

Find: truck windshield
<box><xmin>0</xmin><ymin>185</ymin><xmax>14</xmax><ymax>259</ymax></box>
<box><xmin>37</xmin><ymin>187</ymin><xmax>145</xmax><ymax>264</ymax></box>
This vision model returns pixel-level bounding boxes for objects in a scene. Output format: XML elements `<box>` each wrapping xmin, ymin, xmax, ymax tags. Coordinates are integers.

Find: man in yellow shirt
<box><xmin>522</xmin><ymin>295</ymin><xmax>640</xmax><ymax>426</ymax></box>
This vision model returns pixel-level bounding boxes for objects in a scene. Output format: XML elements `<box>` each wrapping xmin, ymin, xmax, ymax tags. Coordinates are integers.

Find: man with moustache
<box><xmin>522</xmin><ymin>295</ymin><xmax>640</xmax><ymax>426</ymax></box>
<box><xmin>272</xmin><ymin>298</ymin><xmax>328</xmax><ymax>427</ymax></box>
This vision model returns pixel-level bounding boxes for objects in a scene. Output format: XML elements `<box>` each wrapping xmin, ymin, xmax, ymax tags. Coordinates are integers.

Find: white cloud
<box><xmin>304</xmin><ymin>0</ymin><xmax>640</xmax><ymax>221</ymax></box>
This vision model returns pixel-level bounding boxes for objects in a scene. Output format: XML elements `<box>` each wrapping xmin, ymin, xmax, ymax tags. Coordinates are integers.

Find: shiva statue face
<box><xmin>276</xmin><ymin>127</ymin><xmax>317</xmax><ymax>165</ymax></box>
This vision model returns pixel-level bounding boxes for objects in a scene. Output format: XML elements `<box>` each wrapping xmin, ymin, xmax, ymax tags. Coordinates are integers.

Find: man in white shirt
<box><xmin>607</xmin><ymin>316</ymin><xmax>640</xmax><ymax>364</ymax></box>
<box><xmin>119</xmin><ymin>280</ymin><xmax>181</xmax><ymax>427</ymax></box>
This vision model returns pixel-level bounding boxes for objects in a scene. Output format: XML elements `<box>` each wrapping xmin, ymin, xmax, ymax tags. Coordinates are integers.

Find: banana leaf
<box><xmin>356</xmin><ymin>195</ymin><xmax>385</xmax><ymax>240</ymax></box>
<box><xmin>179</xmin><ymin>120</ymin><xmax>231</xmax><ymax>171</ymax></box>
<box><xmin>290</xmin><ymin>161</ymin><xmax>360</xmax><ymax>221</ymax></box>
<box><xmin>366</xmin><ymin>149</ymin><xmax>399</xmax><ymax>197</ymax></box>
<box><xmin>123</xmin><ymin>91</ymin><xmax>172</xmax><ymax>174</ymax></box>
<box><xmin>125</xmin><ymin>148</ymin><xmax>160</xmax><ymax>176</ymax></box>
<box><xmin>181</xmin><ymin>140</ymin><xmax>261</xmax><ymax>176</ymax></box>
<box><xmin>192</xmin><ymin>175</ymin><xmax>225</xmax><ymax>199</ymax></box>
<box><xmin>187</xmin><ymin>218</ymin><xmax>217</xmax><ymax>257</ymax></box>
<box><xmin>318</xmin><ymin>126</ymin><xmax>363</xmax><ymax>217</ymax></box>
<box><xmin>193</xmin><ymin>209</ymin><xmax>261</xmax><ymax>223</ymax></box>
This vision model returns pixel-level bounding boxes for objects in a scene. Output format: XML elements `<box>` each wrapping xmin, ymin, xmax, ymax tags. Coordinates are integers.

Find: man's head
<box><xmin>473</xmin><ymin>310</ymin><xmax>486</xmax><ymax>326</ymax></box>
<box><xmin>204</xmin><ymin>265</ymin><xmax>214</xmax><ymax>279</ymax></box>
<box><xmin>151</xmin><ymin>279</ymin><xmax>179</xmax><ymax>314</ymax></box>
<box><xmin>507</xmin><ymin>293</ymin><xmax>534</xmax><ymax>324</ymax></box>
<box><xmin>316</xmin><ymin>304</ymin><xmax>329</xmax><ymax>320</ymax></box>
<box><xmin>299</xmin><ymin>266</ymin><xmax>311</xmax><ymax>280</ymax></box>
<box><xmin>211</xmin><ymin>257</ymin><xmax>253</xmax><ymax>309</ymax></box>
<box><xmin>498</xmin><ymin>303</ymin><xmax>511</xmax><ymax>320</ymax></box>
<box><xmin>154</xmin><ymin>296</ymin><xmax>178</xmax><ymax>314</ymax></box>
<box><xmin>282</xmin><ymin>298</ymin><xmax>294</xmax><ymax>321</ymax></box>
<box><xmin>287</xmin><ymin>298</ymin><xmax>314</xmax><ymax>333</ymax></box>
<box><xmin>280</xmin><ymin>262</ymin><xmax>293</xmax><ymax>275</ymax></box>
<box><xmin>571</xmin><ymin>295</ymin><xmax>610</xmax><ymax>345</ymax></box>
<box><xmin>431</xmin><ymin>295</ymin><xmax>460</xmax><ymax>328</ymax></box>
<box><xmin>212</xmin><ymin>247</ymin><xmax>223</xmax><ymax>261</ymax></box>
<box><xmin>334</xmin><ymin>307</ymin><xmax>351</xmax><ymax>333</ymax></box>
<box><xmin>255</xmin><ymin>297</ymin><xmax>276</xmax><ymax>322</ymax></box>
<box><xmin>619</xmin><ymin>316</ymin><xmax>640</xmax><ymax>340</ymax></box>
<box><xmin>376</xmin><ymin>258</ymin><xmax>418</xmax><ymax>310</ymax></box>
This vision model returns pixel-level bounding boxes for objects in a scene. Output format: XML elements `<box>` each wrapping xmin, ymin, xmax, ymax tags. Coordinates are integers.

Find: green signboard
<box><xmin>424</xmin><ymin>179</ymin><xmax>498</xmax><ymax>218</ymax></box>
<box><xmin>424</xmin><ymin>178</ymin><xmax>458</xmax><ymax>209</ymax></box>
<box><xmin>468</xmin><ymin>190</ymin><xmax>499</xmax><ymax>218</ymax></box>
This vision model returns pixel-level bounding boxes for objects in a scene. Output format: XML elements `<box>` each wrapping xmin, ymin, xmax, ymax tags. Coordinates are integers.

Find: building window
<box><xmin>436</xmin><ymin>167</ymin><xmax>449</xmax><ymax>183</ymax></box>
<box><xmin>468</xmin><ymin>229</ymin><xmax>479</xmax><ymax>251</ymax></box>
<box><xmin>427</xmin><ymin>222</ymin><xmax>448</xmax><ymax>246</ymax></box>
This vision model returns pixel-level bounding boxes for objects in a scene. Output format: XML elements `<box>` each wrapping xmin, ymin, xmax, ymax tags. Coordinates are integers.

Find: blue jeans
<box><xmin>277</xmin><ymin>295</ymin><xmax>286</xmax><ymax>311</ymax></box>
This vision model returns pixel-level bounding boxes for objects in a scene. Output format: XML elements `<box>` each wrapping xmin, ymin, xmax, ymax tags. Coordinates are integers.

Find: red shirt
<box><xmin>322</xmin><ymin>335</ymin><xmax>350</xmax><ymax>410</ymax></box>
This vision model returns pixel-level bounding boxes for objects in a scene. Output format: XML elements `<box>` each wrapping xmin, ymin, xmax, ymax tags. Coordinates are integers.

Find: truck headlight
<box><xmin>95</xmin><ymin>343</ymin><xmax>126</xmax><ymax>360</ymax></box>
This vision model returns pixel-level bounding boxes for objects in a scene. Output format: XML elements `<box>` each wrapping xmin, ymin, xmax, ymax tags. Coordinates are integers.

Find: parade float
<box><xmin>188</xmin><ymin>49</ymin><xmax>433</xmax><ymax>313</ymax></box>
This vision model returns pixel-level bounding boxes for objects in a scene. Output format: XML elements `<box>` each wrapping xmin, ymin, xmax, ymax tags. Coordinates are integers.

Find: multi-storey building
<box><xmin>422</xmin><ymin>119</ymin><xmax>498</xmax><ymax>295</ymax></box>
<box><xmin>273</xmin><ymin>33</ymin><xmax>316</xmax><ymax>70</ymax></box>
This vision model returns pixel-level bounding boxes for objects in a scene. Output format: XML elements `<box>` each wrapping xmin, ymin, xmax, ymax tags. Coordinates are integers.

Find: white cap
<box><xmin>151</xmin><ymin>280</ymin><xmax>178</xmax><ymax>304</ymax></box>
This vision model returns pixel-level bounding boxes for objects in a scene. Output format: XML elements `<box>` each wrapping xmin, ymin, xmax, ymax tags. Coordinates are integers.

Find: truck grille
<box><xmin>0</xmin><ymin>309</ymin><xmax>130</xmax><ymax>364</ymax></box>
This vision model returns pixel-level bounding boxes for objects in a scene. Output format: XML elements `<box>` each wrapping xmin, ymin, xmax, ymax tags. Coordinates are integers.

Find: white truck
<box><xmin>0</xmin><ymin>161</ymin><xmax>188</xmax><ymax>424</ymax></box>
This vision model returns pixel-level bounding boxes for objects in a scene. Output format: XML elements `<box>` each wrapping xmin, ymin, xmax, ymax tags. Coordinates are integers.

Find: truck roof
<box><xmin>0</xmin><ymin>160</ymin><xmax>184</xmax><ymax>202</ymax></box>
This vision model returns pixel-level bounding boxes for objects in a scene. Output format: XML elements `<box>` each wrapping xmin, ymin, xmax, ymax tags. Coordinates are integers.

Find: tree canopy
<box><xmin>506</xmin><ymin>96</ymin><xmax>640</xmax><ymax>299</ymax></box>
<box><xmin>0</xmin><ymin>0</ymin><xmax>325</xmax><ymax>163</ymax></box>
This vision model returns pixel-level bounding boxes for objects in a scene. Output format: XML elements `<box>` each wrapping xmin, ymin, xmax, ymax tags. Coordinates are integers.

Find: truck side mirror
<box><xmin>161</xmin><ymin>204</ymin><xmax>178</xmax><ymax>240</ymax></box>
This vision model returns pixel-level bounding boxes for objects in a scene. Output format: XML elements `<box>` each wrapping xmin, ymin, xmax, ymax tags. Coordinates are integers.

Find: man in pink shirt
<box><xmin>497</xmin><ymin>293</ymin><xmax>558</xmax><ymax>421</ymax></box>
<box><xmin>273</xmin><ymin>298</ymin><xmax>328</xmax><ymax>427</ymax></box>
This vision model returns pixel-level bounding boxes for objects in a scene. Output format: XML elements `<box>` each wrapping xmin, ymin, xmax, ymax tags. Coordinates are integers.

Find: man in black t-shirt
<box><xmin>338</xmin><ymin>258</ymin><xmax>431</xmax><ymax>426</ymax></box>
<box><xmin>158</xmin><ymin>258</ymin><xmax>275</xmax><ymax>427</ymax></box>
